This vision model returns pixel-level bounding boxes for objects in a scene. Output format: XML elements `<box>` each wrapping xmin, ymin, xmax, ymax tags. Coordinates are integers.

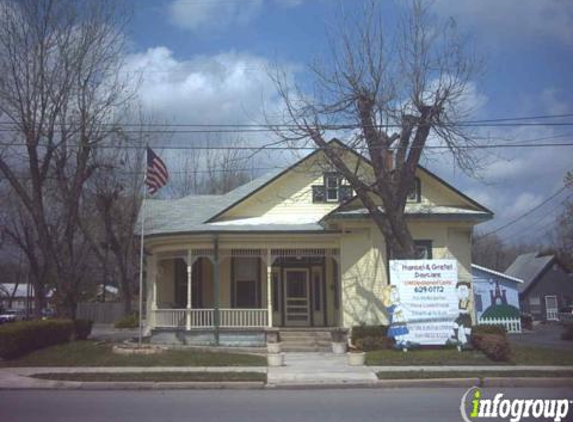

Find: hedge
<box><xmin>471</xmin><ymin>333</ymin><xmax>511</xmax><ymax>361</ymax></box>
<box><xmin>114</xmin><ymin>313</ymin><xmax>139</xmax><ymax>329</ymax></box>
<box><xmin>351</xmin><ymin>325</ymin><xmax>394</xmax><ymax>351</ymax></box>
<box><xmin>73</xmin><ymin>319</ymin><xmax>93</xmax><ymax>340</ymax></box>
<box><xmin>471</xmin><ymin>324</ymin><xmax>507</xmax><ymax>337</ymax></box>
<box><xmin>0</xmin><ymin>319</ymin><xmax>74</xmax><ymax>360</ymax></box>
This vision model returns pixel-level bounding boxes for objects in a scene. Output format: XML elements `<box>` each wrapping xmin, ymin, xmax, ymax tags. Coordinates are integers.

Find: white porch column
<box><xmin>151</xmin><ymin>257</ymin><xmax>158</xmax><ymax>312</ymax></box>
<box><xmin>186</xmin><ymin>250</ymin><xmax>193</xmax><ymax>330</ymax></box>
<box><xmin>266</xmin><ymin>248</ymin><xmax>273</xmax><ymax>327</ymax></box>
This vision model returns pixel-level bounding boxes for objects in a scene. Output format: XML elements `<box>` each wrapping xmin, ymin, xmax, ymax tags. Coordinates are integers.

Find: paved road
<box><xmin>1</xmin><ymin>388</ymin><xmax>572</xmax><ymax>422</ymax></box>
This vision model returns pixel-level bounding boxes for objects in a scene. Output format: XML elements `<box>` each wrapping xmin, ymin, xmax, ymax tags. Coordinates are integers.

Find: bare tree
<box><xmin>168</xmin><ymin>136</ymin><xmax>253</xmax><ymax>197</ymax></box>
<box><xmin>0</xmin><ymin>0</ymin><xmax>133</xmax><ymax>317</ymax></box>
<box><xmin>268</xmin><ymin>0</ymin><xmax>481</xmax><ymax>258</ymax></box>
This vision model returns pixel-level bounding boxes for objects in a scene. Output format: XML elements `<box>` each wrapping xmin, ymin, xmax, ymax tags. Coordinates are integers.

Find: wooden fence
<box><xmin>478</xmin><ymin>316</ymin><xmax>522</xmax><ymax>333</ymax></box>
<box><xmin>77</xmin><ymin>302</ymin><xmax>143</xmax><ymax>324</ymax></box>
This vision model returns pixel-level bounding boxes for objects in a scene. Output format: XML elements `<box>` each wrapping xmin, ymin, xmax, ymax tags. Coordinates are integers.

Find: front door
<box><xmin>545</xmin><ymin>295</ymin><xmax>559</xmax><ymax>321</ymax></box>
<box><xmin>283</xmin><ymin>268</ymin><xmax>310</xmax><ymax>327</ymax></box>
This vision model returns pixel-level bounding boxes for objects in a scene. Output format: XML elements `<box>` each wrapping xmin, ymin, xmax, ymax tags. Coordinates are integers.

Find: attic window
<box><xmin>407</xmin><ymin>177</ymin><xmax>421</xmax><ymax>203</ymax></box>
<box><xmin>312</xmin><ymin>173</ymin><xmax>353</xmax><ymax>203</ymax></box>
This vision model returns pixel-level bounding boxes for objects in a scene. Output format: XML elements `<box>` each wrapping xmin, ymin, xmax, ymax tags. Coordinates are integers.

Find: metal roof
<box><xmin>471</xmin><ymin>264</ymin><xmax>524</xmax><ymax>283</ymax></box>
<box><xmin>505</xmin><ymin>252</ymin><xmax>555</xmax><ymax>293</ymax></box>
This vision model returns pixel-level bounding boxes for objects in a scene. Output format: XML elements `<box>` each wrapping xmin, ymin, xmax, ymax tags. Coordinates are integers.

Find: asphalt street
<box><xmin>1</xmin><ymin>387</ymin><xmax>572</xmax><ymax>422</ymax></box>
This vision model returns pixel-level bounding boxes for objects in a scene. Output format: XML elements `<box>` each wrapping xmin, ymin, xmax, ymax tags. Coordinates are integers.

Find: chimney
<box><xmin>385</xmin><ymin>150</ymin><xmax>394</xmax><ymax>170</ymax></box>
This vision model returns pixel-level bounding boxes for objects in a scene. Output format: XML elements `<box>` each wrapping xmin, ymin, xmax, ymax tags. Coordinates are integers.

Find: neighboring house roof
<box><xmin>140</xmin><ymin>138</ymin><xmax>492</xmax><ymax>238</ymax></box>
<box><xmin>471</xmin><ymin>264</ymin><xmax>524</xmax><ymax>283</ymax></box>
<box><xmin>505</xmin><ymin>252</ymin><xmax>555</xmax><ymax>293</ymax></box>
<box><xmin>0</xmin><ymin>283</ymin><xmax>53</xmax><ymax>298</ymax></box>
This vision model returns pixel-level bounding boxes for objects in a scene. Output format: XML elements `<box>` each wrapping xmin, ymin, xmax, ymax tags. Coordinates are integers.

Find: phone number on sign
<box><xmin>414</xmin><ymin>285</ymin><xmax>445</xmax><ymax>293</ymax></box>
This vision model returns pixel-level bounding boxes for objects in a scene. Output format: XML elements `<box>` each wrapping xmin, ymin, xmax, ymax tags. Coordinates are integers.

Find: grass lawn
<box><xmin>366</xmin><ymin>345</ymin><xmax>573</xmax><ymax>366</ymax></box>
<box><xmin>32</xmin><ymin>372</ymin><xmax>266</xmax><ymax>383</ymax></box>
<box><xmin>0</xmin><ymin>341</ymin><xmax>266</xmax><ymax>367</ymax></box>
<box><xmin>376</xmin><ymin>370</ymin><xmax>573</xmax><ymax>380</ymax></box>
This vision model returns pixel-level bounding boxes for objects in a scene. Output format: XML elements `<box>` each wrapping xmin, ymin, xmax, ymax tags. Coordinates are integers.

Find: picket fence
<box><xmin>478</xmin><ymin>316</ymin><xmax>522</xmax><ymax>333</ymax></box>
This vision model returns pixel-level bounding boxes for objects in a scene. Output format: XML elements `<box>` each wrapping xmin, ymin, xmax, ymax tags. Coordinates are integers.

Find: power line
<box><xmin>2</xmin><ymin>141</ymin><xmax>573</xmax><ymax>151</ymax></box>
<box><xmin>478</xmin><ymin>186</ymin><xmax>569</xmax><ymax>238</ymax></box>
<box><xmin>1</xmin><ymin>112</ymin><xmax>573</xmax><ymax>129</ymax></box>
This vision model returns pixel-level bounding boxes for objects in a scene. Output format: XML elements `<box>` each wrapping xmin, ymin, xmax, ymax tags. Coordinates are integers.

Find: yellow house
<box><xmin>142</xmin><ymin>139</ymin><xmax>492</xmax><ymax>346</ymax></box>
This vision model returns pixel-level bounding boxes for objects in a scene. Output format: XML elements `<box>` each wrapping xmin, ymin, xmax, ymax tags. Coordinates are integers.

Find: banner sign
<box><xmin>387</xmin><ymin>259</ymin><xmax>470</xmax><ymax>347</ymax></box>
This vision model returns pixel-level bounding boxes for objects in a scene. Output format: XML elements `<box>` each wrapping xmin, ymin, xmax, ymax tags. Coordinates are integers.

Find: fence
<box><xmin>77</xmin><ymin>302</ymin><xmax>142</xmax><ymax>324</ymax></box>
<box><xmin>478</xmin><ymin>316</ymin><xmax>522</xmax><ymax>333</ymax></box>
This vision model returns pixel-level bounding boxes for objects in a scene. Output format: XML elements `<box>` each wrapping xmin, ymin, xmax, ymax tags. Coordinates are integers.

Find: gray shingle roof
<box><xmin>505</xmin><ymin>252</ymin><xmax>555</xmax><ymax>293</ymax></box>
<box><xmin>138</xmin><ymin>168</ymin><xmax>326</xmax><ymax>236</ymax></box>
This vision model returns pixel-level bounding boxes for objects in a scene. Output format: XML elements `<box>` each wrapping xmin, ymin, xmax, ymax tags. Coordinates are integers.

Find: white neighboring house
<box><xmin>0</xmin><ymin>283</ymin><xmax>52</xmax><ymax>311</ymax></box>
<box><xmin>471</xmin><ymin>264</ymin><xmax>523</xmax><ymax>321</ymax></box>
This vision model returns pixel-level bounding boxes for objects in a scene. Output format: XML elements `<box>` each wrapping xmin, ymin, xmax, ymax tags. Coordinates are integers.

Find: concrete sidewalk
<box><xmin>268</xmin><ymin>353</ymin><xmax>377</xmax><ymax>386</ymax></box>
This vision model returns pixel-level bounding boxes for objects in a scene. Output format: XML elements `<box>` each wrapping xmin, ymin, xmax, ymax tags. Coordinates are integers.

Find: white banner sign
<box><xmin>387</xmin><ymin>259</ymin><xmax>468</xmax><ymax>347</ymax></box>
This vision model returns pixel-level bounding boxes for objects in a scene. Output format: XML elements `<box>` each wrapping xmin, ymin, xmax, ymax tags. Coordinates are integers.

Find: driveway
<box><xmin>509</xmin><ymin>323</ymin><xmax>573</xmax><ymax>350</ymax></box>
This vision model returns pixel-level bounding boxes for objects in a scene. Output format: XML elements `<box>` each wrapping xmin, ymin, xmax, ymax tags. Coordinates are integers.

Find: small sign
<box><xmin>386</xmin><ymin>259</ymin><xmax>471</xmax><ymax>347</ymax></box>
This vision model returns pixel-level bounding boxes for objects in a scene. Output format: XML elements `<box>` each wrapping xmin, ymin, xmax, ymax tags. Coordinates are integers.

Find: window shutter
<box><xmin>312</xmin><ymin>185</ymin><xmax>326</xmax><ymax>203</ymax></box>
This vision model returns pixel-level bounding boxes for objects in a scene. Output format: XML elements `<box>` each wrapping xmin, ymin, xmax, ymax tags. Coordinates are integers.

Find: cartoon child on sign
<box><xmin>454</xmin><ymin>281</ymin><xmax>473</xmax><ymax>348</ymax></box>
<box><xmin>382</xmin><ymin>285</ymin><xmax>409</xmax><ymax>349</ymax></box>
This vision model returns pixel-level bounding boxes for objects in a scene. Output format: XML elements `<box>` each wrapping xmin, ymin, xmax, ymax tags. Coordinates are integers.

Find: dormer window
<box><xmin>325</xmin><ymin>174</ymin><xmax>340</xmax><ymax>202</ymax></box>
<box><xmin>312</xmin><ymin>173</ymin><xmax>353</xmax><ymax>203</ymax></box>
<box><xmin>407</xmin><ymin>177</ymin><xmax>421</xmax><ymax>203</ymax></box>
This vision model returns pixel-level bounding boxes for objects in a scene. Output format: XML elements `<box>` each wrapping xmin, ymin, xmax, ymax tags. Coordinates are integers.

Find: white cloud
<box><xmin>433</xmin><ymin>0</ymin><xmax>573</xmax><ymax>45</ymax></box>
<box><xmin>123</xmin><ymin>47</ymin><xmax>284</xmax><ymax>126</ymax></box>
<box><xmin>167</xmin><ymin>0</ymin><xmax>264</xmax><ymax>31</ymax></box>
<box><xmin>166</xmin><ymin>0</ymin><xmax>308</xmax><ymax>31</ymax></box>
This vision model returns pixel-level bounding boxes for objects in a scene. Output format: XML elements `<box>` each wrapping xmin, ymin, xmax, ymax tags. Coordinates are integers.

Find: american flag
<box><xmin>146</xmin><ymin>147</ymin><xmax>169</xmax><ymax>195</ymax></box>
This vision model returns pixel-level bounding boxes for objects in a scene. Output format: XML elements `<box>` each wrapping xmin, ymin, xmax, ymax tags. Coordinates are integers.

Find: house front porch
<box><xmin>146</xmin><ymin>244</ymin><xmax>342</xmax><ymax>346</ymax></box>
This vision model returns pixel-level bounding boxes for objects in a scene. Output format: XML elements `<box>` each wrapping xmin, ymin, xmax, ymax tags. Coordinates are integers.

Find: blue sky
<box><xmin>123</xmin><ymin>0</ymin><xmax>573</xmax><ymax>243</ymax></box>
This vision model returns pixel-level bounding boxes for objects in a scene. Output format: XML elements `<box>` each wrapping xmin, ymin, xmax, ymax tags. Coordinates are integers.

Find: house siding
<box><xmin>521</xmin><ymin>263</ymin><xmax>573</xmax><ymax>320</ymax></box>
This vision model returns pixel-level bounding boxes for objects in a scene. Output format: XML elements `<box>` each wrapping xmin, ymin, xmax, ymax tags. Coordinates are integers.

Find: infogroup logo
<box><xmin>460</xmin><ymin>387</ymin><xmax>571</xmax><ymax>422</ymax></box>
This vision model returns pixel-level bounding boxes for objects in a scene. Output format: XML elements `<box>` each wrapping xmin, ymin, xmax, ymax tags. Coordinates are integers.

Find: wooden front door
<box><xmin>283</xmin><ymin>268</ymin><xmax>310</xmax><ymax>327</ymax></box>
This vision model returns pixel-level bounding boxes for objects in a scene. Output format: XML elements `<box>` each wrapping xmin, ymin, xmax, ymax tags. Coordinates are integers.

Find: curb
<box><xmin>0</xmin><ymin>381</ymin><xmax>265</xmax><ymax>390</ymax></box>
<box><xmin>375</xmin><ymin>378</ymin><xmax>480</xmax><ymax>388</ymax></box>
<box><xmin>482</xmin><ymin>377</ymin><xmax>573</xmax><ymax>388</ymax></box>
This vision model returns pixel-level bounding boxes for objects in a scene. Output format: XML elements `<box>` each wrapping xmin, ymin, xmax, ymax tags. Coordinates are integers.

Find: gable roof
<box><xmin>471</xmin><ymin>264</ymin><xmax>523</xmax><ymax>283</ymax></box>
<box><xmin>140</xmin><ymin>138</ymin><xmax>493</xmax><ymax>237</ymax></box>
<box><xmin>505</xmin><ymin>252</ymin><xmax>555</xmax><ymax>293</ymax></box>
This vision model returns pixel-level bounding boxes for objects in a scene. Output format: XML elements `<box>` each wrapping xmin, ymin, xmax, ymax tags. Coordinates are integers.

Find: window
<box><xmin>529</xmin><ymin>296</ymin><xmax>541</xmax><ymax>314</ymax></box>
<box><xmin>325</xmin><ymin>174</ymin><xmax>340</xmax><ymax>202</ymax></box>
<box><xmin>312</xmin><ymin>267</ymin><xmax>322</xmax><ymax>311</ymax></box>
<box><xmin>233</xmin><ymin>258</ymin><xmax>260</xmax><ymax>308</ymax></box>
<box><xmin>475</xmin><ymin>294</ymin><xmax>483</xmax><ymax>313</ymax></box>
<box><xmin>414</xmin><ymin>240</ymin><xmax>432</xmax><ymax>259</ymax></box>
<box><xmin>272</xmin><ymin>271</ymin><xmax>280</xmax><ymax>312</ymax></box>
<box><xmin>312</xmin><ymin>173</ymin><xmax>353</xmax><ymax>203</ymax></box>
<box><xmin>407</xmin><ymin>177</ymin><xmax>421</xmax><ymax>202</ymax></box>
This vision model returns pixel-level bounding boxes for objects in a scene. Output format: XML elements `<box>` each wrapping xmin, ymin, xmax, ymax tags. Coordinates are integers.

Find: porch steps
<box><xmin>279</xmin><ymin>330</ymin><xmax>332</xmax><ymax>352</ymax></box>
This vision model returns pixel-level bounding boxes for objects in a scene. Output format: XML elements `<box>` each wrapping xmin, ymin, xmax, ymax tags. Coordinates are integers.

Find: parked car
<box><xmin>0</xmin><ymin>309</ymin><xmax>26</xmax><ymax>323</ymax></box>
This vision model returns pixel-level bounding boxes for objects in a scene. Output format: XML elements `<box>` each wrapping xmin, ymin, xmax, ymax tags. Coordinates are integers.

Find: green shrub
<box><xmin>351</xmin><ymin>325</ymin><xmax>394</xmax><ymax>351</ymax></box>
<box><xmin>471</xmin><ymin>333</ymin><xmax>511</xmax><ymax>362</ymax></box>
<box><xmin>114</xmin><ymin>313</ymin><xmax>139</xmax><ymax>329</ymax></box>
<box><xmin>561</xmin><ymin>325</ymin><xmax>573</xmax><ymax>341</ymax></box>
<box><xmin>73</xmin><ymin>319</ymin><xmax>93</xmax><ymax>340</ymax></box>
<box><xmin>471</xmin><ymin>324</ymin><xmax>507</xmax><ymax>337</ymax></box>
<box><xmin>0</xmin><ymin>319</ymin><xmax>73</xmax><ymax>359</ymax></box>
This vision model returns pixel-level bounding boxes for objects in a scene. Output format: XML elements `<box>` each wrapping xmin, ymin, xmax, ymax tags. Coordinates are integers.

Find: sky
<box><xmin>122</xmin><ymin>0</ymin><xmax>573</xmax><ymax>244</ymax></box>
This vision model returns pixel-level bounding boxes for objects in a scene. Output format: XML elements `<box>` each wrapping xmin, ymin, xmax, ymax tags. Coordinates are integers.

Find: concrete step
<box><xmin>281</xmin><ymin>345</ymin><xmax>332</xmax><ymax>352</ymax></box>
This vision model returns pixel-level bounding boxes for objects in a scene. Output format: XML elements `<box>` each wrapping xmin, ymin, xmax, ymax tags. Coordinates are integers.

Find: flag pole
<box><xmin>138</xmin><ymin>170</ymin><xmax>147</xmax><ymax>346</ymax></box>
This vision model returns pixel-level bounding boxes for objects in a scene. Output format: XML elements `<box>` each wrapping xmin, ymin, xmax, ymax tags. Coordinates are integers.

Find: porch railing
<box><xmin>219</xmin><ymin>308</ymin><xmax>268</xmax><ymax>328</ymax></box>
<box><xmin>153</xmin><ymin>308</ymin><xmax>267</xmax><ymax>329</ymax></box>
